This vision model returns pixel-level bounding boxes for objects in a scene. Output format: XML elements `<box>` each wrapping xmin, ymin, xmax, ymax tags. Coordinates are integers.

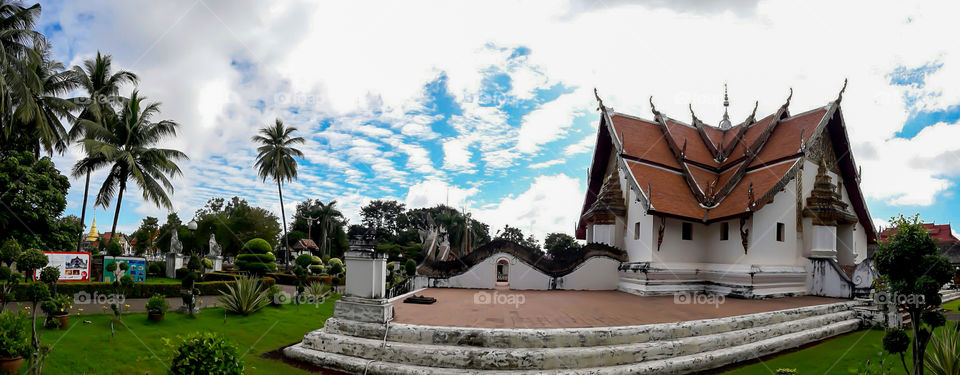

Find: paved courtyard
<box><xmin>391</xmin><ymin>288</ymin><xmax>844</xmax><ymax>329</ymax></box>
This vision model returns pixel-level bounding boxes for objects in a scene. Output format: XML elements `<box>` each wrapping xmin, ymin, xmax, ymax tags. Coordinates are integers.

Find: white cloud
<box><xmin>564</xmin><ymin>133</ymin><xmax>597</xmax><ymax>156</ymax></box>
<box><xmin>528</xmin><ymin>159</ymin><xmax>564</xmax><ymax>169</ymax></box>
<box><xmin>474</xmin><ymin>174</ymin><xmax>583</xmax><ymax>241</ymax></box>
<box><xmin>516</xmin><ymin>88</ymin><xmax>592</xmax><ymax>154</ymax></box>
<box><xmin>404</xmin><ymin>179</ymin><xmax>480</xmax><ymax>209</ymax></box>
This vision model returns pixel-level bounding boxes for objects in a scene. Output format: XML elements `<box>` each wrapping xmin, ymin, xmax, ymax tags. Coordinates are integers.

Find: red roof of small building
<box><xmin>878</xmin><ymin>223</ymin><xmax>960</xmax><ymax>245</ymax></box>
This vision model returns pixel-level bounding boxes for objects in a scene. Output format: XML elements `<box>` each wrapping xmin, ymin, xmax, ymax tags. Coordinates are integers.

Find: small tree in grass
<box><xmin>25</xmin><ymin>282</ymin><xmax>50</xmax><ymax>375</ymax></box>
<box><xmin>0</xmin><ymin>266</ymin><xmax>21</xmax><ymax>312</ymax></box>
<box><xmin>15</xmin><ymin>249</ymin><xmax>48</xmax><ymax>282</ymax></box>
<box><xmin>0</xmin><ymin>239</ymin><xmax>21</xmax><ymax>267</ymax></box>
<box><xmin>875</xmin><ymin>214</ymin><xmax>954</xmax><ymax>375</ymax></box>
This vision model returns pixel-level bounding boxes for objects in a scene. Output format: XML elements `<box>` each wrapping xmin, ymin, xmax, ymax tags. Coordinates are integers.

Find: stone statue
<box><xmin>170</xmin><ymin>229</ymin><xmax>182</xmax><ymax>255</ymax></box>
<box><xmin>208</xmin><ymin>233</ymin><xmax>222</xmax><ymax>257</ymax></box>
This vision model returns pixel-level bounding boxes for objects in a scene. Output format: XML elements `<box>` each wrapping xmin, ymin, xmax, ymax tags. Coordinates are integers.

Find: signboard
<box><xmin>35</xmin><ymin>252</ymin><xmax>90</xmax><ymax>282</ymax></box>
<box><xmin>102</xmin><ymin>256</ymin><xmax>147</xmax><ymax>283</ymax></box>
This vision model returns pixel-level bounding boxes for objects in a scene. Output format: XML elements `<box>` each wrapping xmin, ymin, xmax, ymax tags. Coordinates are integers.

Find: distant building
<box><xmin>878</xmin><ymin>223</ymin><xmax>960</xmax><ymax>270</ymax></box>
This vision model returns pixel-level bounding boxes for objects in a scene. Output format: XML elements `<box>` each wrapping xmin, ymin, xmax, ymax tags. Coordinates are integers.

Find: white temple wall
<box><xmin>654</xmin><ymin>217</ymin><xmax>707</xmax><ymax>266</ymax></box>
<box><xmin>556</xmin><ymin>257</ymin><xmax>622</xmax><ymax>290</ymax></box>
<box><xmin>623</xmin><ymin>196</ymin><xmax>654</xmax><ymax>263</ymax></box>
<box><xmin>747</xmin><ymin>185</ymin><xmax>803</xmax><ymax>266</ymax></box>
<box><xmin>703</xmin><ymin>219</ymin><xmax>745</xmax><ymax>264</ymax></box>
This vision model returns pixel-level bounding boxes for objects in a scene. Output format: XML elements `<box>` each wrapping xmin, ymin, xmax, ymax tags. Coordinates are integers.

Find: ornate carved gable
<box><xmin>582</xmin><ymin>167</ymin><xmax>626</xmax><ymax>225</ymax></box>
<box><xmin>802</xmin><ymin>159</ymin><xmax>858</xmax><ymax>226</ymax></box>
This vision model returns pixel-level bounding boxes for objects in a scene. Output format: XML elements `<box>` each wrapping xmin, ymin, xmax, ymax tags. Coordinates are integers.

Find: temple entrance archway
<box><xmin>496</xmin><ymin>258</ymin><xmax>509</xmax><ymax>287</ymax></box>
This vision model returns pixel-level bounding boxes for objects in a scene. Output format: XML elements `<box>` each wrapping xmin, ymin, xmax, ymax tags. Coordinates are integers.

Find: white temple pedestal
<box><xmin>333</xmin><ymin>250</ymin><xmax>393</xmax><ymax>323</ymax></box>
<box><xmin>205</xmin><ymin>255</ymin><xmax>223</xmax><ymax>272</ymax></box>
<box><xmin>165</xmin><ymin>253</ymin><xmax>187</xmax><ymax>278</ymax></box>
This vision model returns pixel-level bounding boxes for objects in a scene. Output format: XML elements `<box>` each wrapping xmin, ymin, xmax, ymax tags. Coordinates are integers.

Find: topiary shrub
<box><xmin>147</xmin><ymin>262</ymin><xmax>164</xmax><ymax>276</ymax></box>
<box><xmin>405</xmin><ymin>259</ymin><xmax>417</xmax><ymax>277</ymax></box>
<box><xmin>169</xmin><ymin>331</ymin><xmax>243</xmax><ymax>375</ymax></box>
<box><xmin>0</xmin><ymin>239</ymin><xmax>21</xmax><ymax>267</ymax></box>
<box><xmin>174</xmin><ymin>268</ymin><xmax>192</xmax><ymax>280</ymax></box>
<box><xmin>308</xmin><ymin>264</ymin><xmax>324</xmax><ymax>274</ymax></box>
<box><xmin>310</xmin><ymin>256</ymin><xmax>323</xmax><ymax>265</ymax></box>
<box><xmin>295</xmin><ymin>254</ymin><xmax>313</xmax><ymax>269</ymax></box>
<box><xmin>107</xmin><ymin>240</ymin><xmax>123</xmax><ymax>257</ymax></box>
<box><xmin>241</xmin><ymin>238</ymin><xmax>272</xmax><ymax>254</ymax></box>
<box><xmin>15</xmin><ymin>249</ymin><xmax>48</xmax><ymax>281</ymax></box>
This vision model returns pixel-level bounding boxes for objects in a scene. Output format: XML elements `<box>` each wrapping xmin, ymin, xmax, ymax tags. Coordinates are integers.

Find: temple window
<box><xmin>634</xmin><ymin>222</ymin><xmax>641</xmax><ymax>240</ymax></box>
<box><xmin>720</xmin><ymin>222</ymin><xmax>729</xmax><ymax>241</ymax></box>
<box><xmin>776</xmin><ymin>222</ymin><xmax>785</xmax><ymax>242</ymax></box>
<box><xmin>682</xmin><ymin>222</ymin><xmax>693</xmax><ymax>241</ymax></box>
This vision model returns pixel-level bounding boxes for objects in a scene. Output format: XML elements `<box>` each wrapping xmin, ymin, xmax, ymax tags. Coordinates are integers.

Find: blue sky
<box><xmin>34</xmin><ymin>0</ymin><xmax>960</xmax><ymax>239</ymax></box>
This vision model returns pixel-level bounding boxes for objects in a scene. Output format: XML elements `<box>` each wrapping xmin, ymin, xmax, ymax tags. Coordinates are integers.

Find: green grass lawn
<box><xmin>721</xmin><ymin>321</ymin><xmax>959</xmax><ymax>375</ymax></box>
<box><xmin>143</xmin><ymin>277</ymin><xmax>182</xmax><ymax>284</ymax></box>
<box><xmin>37</xmin><ymin>296</ymin><xmax>338</xmax><ymax>374</ymax></box>
<box><xmin>942</xmin><ymin>297</ymin><xmax>960</xmax><ymax>312</ymax></box>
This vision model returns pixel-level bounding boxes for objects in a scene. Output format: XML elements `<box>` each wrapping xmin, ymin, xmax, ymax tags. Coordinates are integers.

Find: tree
<box><xmin>193</xmin><ymin>197</ymin><xmax>281</xmax><ymax>257</ymax></box>
<box><xmin>361</xmin><ymin>200</ymin><xmax>406</xmax><ymax>241</ymax></box>
<box><xmin>131</xmin><ymin>216</ymin><xmax>159</xmax><ymax>255</ymax></box>
<box><xmin>495</xmin><ymin>225</ymin><xmax>525</xmax><ymax>244</ymax></box>
<box><xmin>47</xmin><ymin>215</ymin><xmax>82</xmax><ymax>252</ymax></box>
<box><xmin>0</xmin><ymin>2</ymin><xmax>41</xmax><ymax>129</ymax></box>
<box><xmin>7</xmin><ymin>40</ymin><xmax>79</xmax><ymax>157</ymax></box>
<box><xmin>874</xmin><ymin>214</ymin><xmax>954</xmax><ymax>375</ymax></box>
<box><xmin>544</xmin><ymin>233</ymin><xmax>580</xmax><ymax>257</ymax></box>
<box><xmin>292</xmin><ymin>199</ymin><xmax>347</xmax><ymax>257</ymax></box>
<box><xmin>0</xmin><ymin>238</ymin><xmax>21</xmax><ymax>267</ymax></box>
<box><xmin>0</xmin><ymin>151</ymin><xmax>69</xmax><ymax>249</ymax></box>
<box><xmin>155</xmin><ymin>213</ymin><xmax>182</xmax><ymax>254</ymax></box>
<box><xmin>69</xmin><ymin>52</ymin><xmax>137</xmax><ymax>250</ymax></box>
<box><xmin>78</xmin><ymin>91</ymin><xmax>187</xmax><ymax>237</ymax></box>
<box><xmin>15</xmin><ymin>248</ymin><xmax>47</xmax><ymax>281</ymax></box>
<box><xmin>252</xmin><ymin>118</ymin><xmax>304</xmax><ymax>266</ymax></box>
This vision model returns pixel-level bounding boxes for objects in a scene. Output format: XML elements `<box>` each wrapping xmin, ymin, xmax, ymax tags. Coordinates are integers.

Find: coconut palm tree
<box><xmin>252</xmin><ymin>118</ymin><xmax>304</xmax><ymax>265</ymax></box>
<box><xmin>69</xmin><ymin>52</ymin><xmax>138</xmax><ymax>249</ymax></box>
<box><xmin>0</xmin><ymin>0</ymin><xmax>41</xmax><ymax>131</ymax></box>
<box><xmin>317</xmin><ymin>200</ymin><xmax>343</xmax><ymax>257</ymax></box>
<box><xmin>78</xmin><ymin>91</ymin><xmax>187</xmax><ymax>237</ymax></box>
<box><xmin>5</xmin><ymin>39</ymin><xmax>79</xmax><ymax>156</ymax></box>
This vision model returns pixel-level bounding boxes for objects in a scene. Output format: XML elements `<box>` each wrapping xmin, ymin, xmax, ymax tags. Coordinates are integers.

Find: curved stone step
<box><xmin>325</xmin><ymin>301</ymin><xmax>859</xmax><ymax>348</ymax></box>
<box><xmin>302</xmin><ymin>311</ymin><xmax>857</xmax><ymax>370</ymax></box>
<box><xmin>284</xmin><ymin>319</ymin><xmax>862</xmax><ymax>374</ymax></box>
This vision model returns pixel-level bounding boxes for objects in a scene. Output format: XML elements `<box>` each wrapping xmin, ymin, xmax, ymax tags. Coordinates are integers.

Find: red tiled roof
<box><xmin>578</xmin><ymin>95</ymin><xmax>875</xmax><ymax>243</ymax></box>
<box><xmin>878</xmin><ymin>223</ymin><xmax>960</xmax><ymax>245</ymax></box>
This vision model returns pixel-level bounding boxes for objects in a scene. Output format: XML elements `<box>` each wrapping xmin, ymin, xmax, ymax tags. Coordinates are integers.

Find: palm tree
<box><xmin>0</xmin><ymin>0</ymin><xmax>41</xmax><ymax>133</ymax></box>
<box><xmin>78</xmin><ymin>91</ymin><xmax>187</xmax><ymax>237</ymax></box>
<box><xmin>69</xmin><ymin>52</ymin><xmax>138</xmax><ymax>249</ymax></box>
<box><xmin>6</xmin><ymin>39</ymin><xmax>79</xmax><ymax>156</ymax></box>
<box><xmin>317</xmin><ymin>200</ymin><xmax>343</xmax><ymax>257</ymax></box>
<box><xmin>252</xmin><ymin>118</ymin><xmax>304</xmax><ymax>265</ymax></box>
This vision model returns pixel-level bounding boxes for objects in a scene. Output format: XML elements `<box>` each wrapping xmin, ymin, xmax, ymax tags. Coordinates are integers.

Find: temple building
<box><xmin>577</xmin><ymin>83</ymin><xmax>874</xmax><ymax>298</ymax></box>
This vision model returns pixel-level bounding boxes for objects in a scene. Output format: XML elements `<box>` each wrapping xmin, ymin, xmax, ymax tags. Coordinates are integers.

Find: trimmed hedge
<box><xmin>265</xmin><ymin>273</ymin><xmax>335</xmax><ymax>286</ymax></box>
<box><xmin>6</xmin><ymin>278</ymin><xmax>276</xmax><ymax>301</ymax></box>
<box><xmin>236</xmin><ymin>253</ymin><xmax>275</xmax><ymax>263</ymax></box>
<box><xmin>241</xmin><ymin>238</ymin><xmax>272</xmax><ymax>254</ymax></box>
<box><xmin>202</xmin><ymin>272</ymin><xmax>241</xmax><ymax>282</ymax></box>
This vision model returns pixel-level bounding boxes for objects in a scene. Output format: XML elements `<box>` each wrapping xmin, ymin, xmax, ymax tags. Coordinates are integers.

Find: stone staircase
<box><xmin>284</xmin><ymin>301</ymin><xmax>863</xmax><ymax>374</ymax></box>
<box><xmin>941</xmin><ymin>289</ymin><xmax>960</xmax><ymax>304</ymax></box>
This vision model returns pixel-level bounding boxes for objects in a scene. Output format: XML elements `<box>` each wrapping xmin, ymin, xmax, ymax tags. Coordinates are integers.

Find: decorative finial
<box><xmin>649</xmin><ymin>96</ymin><xmax>660</xmax><ymax>118</ymax></box>
<box><xmin>719</xmin><ymin>84</ymin><xmax>732</xmax><ymax>129</ymax></box>
<box><xmin>785</xmin><ymin>87</ymin><xmax>793</xmax><ymax>107</ymax></box>
<box><xmin>749</xmin><ymin>101</ymin><xmax>758</xmax><ymax>120</ymax></box>
<box><xmin>723</xmin><ymin>83</ymin><xmax>729</xmax><ymax>108</ymax></box>
<box><xmin>594</xmin><ymin>87</ymin><xmax>604</xmax><ymax>111</ymax></box>
<box><xmin>835</xmin><ymin>78</ymin><xmax>848</xmax><ymax>104</ymax></box>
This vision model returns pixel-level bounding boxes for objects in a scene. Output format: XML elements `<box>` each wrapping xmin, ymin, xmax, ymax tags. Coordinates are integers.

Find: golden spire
<box><xmin>84</xmin><ymin>212</ymin><xmax>99</xmax><ymax>242</ymax></box>
<box><xmin>720</xmin><ymin>83</ymin><xmax>732</xmax><ymax>129</ymax></box>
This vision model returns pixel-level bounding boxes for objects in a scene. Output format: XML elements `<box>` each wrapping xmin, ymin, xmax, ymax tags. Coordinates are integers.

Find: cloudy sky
<box><xmin>37</xmin><ymin>0</ymin><xmax>960</xmax><ymax>240</ymax></box>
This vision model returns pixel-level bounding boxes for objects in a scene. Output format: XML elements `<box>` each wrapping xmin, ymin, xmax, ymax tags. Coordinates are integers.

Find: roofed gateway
<box><xmin>579</xmin><ymin>82</ymin><xmax>876</xmax><ymax>298</ymax></box>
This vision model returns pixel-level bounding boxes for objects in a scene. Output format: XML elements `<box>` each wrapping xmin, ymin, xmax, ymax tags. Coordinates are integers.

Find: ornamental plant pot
<box><xmin>0</xmin><ymin>356</ymin><xmax>23</xmax><ymax>374</ymax></box>
<box><xmin>53</xmin><ymin>314</ymin><xmax>69</xmax><ymax>330</ymax></box>
<box><xmin>148</xmin><ymin>312</ymin><xmax>164</xmax><ymax>322</ymax></box>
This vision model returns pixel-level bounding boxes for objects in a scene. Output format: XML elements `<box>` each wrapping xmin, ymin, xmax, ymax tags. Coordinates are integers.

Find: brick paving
<box><xmin>391</xmin><ymin>288</ymin><xmax>845</xmax><ymax>329</ymax></box>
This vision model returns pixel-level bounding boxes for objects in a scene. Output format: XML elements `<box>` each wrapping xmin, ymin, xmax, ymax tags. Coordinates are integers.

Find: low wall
<box><xmin>424</xmin><ymin>252</ymin><xmax>621</xmax><ymax>290</ymax></box>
